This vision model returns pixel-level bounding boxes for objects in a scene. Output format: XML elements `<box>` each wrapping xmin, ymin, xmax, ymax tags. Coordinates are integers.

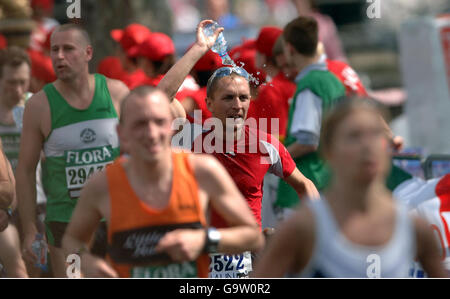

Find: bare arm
<box><xmin>0</xmin><ymin>140</ymin><xmax>15</xmax><ymax>209</ymax></box>
<box><xmin>62</xmin><ymin>172</ymin><xmax>118</xmax><ymax>278</ymax></box>
<box><xmin>16</xmin><ymin>92</ymin><xmax>47</xmax><ymax>263</ymax></box>
<box><xmin>283</xmin><ymin>167</ymin><xmax>320</xmax><ymax>200</ymax></box>
<box><xmin>414</xmin><ymin>217</ymin><xmax>449</xmax><ymax>278</ymax></box>
<box><xmin>253</xmin><ymin>207</ymin><xmax>315</xmax><ymax>277</ymax></box>
<box><xmin>106</xmin><ymin>78</ymin><xmax>130</xmax><ymax>117</ymax></box>
<box><xmin>157</xmin><ymin>20</ymin><xmax>223</xmax><ymax>102</ymax></box>
<box><xmin>287</xmin><ymin>143</ymin><xmax>317</xmax><ymax>159</ymax></box>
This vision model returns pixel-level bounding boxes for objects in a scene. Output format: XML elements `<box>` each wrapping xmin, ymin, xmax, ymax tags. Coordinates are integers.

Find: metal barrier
<box><xmin>423</xmin><ymin>154</ymin><xmax>450</xmax><ymax>179</ymax></box>
<box><xmin>392</xmin><ymin>154</ymin><xmax>450</xmax><ymax>180</ymax></box>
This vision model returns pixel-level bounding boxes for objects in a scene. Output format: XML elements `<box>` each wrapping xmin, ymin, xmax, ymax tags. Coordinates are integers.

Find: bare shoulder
<box><xmin>106</xmin><ymin>78</ymin><xmax>129</xmax><ymax>101</ymax></box>
<box><xmin>23</xmin><ymin>90</ymin><xmax>51</xmax><ymax>135</ymax></box>
<box><xmin>188</xmin><ymin>154</ymin><xmax>223</xmax><ymax>178</ymax></box>
<box><xmin>25</xmin><ymin>90</ymin><xmax>49</xmax><ymax>113</ymax></box>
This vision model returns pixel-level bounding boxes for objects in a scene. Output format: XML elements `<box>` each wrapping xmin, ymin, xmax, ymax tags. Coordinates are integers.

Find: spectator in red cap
<box><xmin>229</xmin><ymin>41</ymin><xmax>265</xmax><ymax>98</ymax></box>
<box><xmin>131</xmin><ymin>32</ymin><xmax>176</xmax><ymax>87</ymax></box>
<box><xmin>110</xmin><ymin>23</ymin><xmax>152</xmax><ymax>89</ymax></box>
<box><xmin>30</xmin><ymin>0</ymin><xmax>59</xmax><ymax>53</ymax></box>
<box><xmin>245</xmin><ymin>27</ymin><xmax>296</xmax><ymax>142</ymax></box>
<box><xmin>27</xmin><ymin>48</ymin><xmax>57</xmax><ymax>93</ymax></box>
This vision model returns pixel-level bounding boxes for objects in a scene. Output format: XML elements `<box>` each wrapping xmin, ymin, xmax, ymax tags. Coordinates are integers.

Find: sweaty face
<box><xmin>206</xmin><ymin>75</ymin><xmax>251</xmax><ymax>133</ymax></box>
<box><xmin>119</xmin><ymin>92</ymin><xmax>173</xmax><ymax>162</ymax></box>
<box><xmin>50</xmin><ymin>30</ymin><xmax>92</xmax><ymax>81</ymax></box>
<box><xmin>327</xmin><ymin>109</ymin><xmax>390</xmax><ymax>184</ymax></box>
<box><xmin>0</xmin><ymin>63</ymin><xmax>31</xmax><ymax>107</ymax></box>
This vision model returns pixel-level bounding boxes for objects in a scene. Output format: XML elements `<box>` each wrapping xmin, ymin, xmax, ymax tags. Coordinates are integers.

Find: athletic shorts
<box><xmin>45</xmin><ymin>221</ymin><xmax>107</xmax><ymax>257</ymax></box>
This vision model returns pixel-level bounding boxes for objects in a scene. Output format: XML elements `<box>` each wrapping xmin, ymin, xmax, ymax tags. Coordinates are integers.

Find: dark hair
<box><xmin>195</xmin><ymin>70</ymin><xmax>214</xmax><ymax>87</ymax></box>
<box><xmin>51</xmin><ymin>23</ymin><xmax>91</xmax><ymax>46</ymax></box>
<box><xmin>320</xmin><ymin>97</ymin><xmax>389</xmax><ymax>157</ymax></box>
<box><xmin>283</xmin><ymin>16</ymin><xmax>318</xmax><ymax>57</ymax></box>
<box><xmin>0</xmin><ymin>46</ymin><xmax>31</xmax><ymax>78</ymax></box>
<box><xmin>149</xmin><ymin>54</ymin><xmax>175</xmax><ymax>76</ymax></box>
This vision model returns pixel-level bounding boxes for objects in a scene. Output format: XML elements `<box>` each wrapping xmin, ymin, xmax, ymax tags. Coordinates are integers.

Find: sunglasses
<box><xmin>206</xmin><ymin>66</ymin><xmax>251</xmax><ymax>97</ymax></box>
<box><xmin>210</xmin><ymin>66</ymin><xmax>250</xmax><ymax>81</ymax></box>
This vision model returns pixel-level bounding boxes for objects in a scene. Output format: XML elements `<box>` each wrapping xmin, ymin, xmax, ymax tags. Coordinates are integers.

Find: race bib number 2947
<box><xmin>64</xmin><ymin>146</ymin><xmax>115</xmax><ymax>198</ymax></box>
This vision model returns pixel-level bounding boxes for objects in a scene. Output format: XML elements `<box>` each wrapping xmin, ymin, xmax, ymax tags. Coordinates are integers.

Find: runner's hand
<box><xmin>22</xmin><ymin>232</ymin><xmax>38</xmax><ymax>264</ymax></box>
<box><xmin>81</xmin><ymin>253</ymin><xmax>118</xmax><ymax>278</ymax></box>
<box><xmin>196</xmin><ymin>20</ymin><xmax>223</xmax><ymax>51</ymax></box>
<box><xmin>155</xmin><ymin>229</ymin><xmax>206</xmax><ymax>262</ymax></box>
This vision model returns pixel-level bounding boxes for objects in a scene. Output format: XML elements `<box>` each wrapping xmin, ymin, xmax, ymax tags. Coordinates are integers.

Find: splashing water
<box><xmin>203</xmin><ymin>22</ymin><xmax>262</xmax><ymax>86</ymax></box>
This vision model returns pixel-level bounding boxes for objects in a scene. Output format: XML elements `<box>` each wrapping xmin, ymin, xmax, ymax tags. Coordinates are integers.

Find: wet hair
<box><xmin>51</xmin><ymin>23</ymin><xmax>91</xmax><ymax>46</ymax></box>
<box><xmin>320</xmin><ymin>97</ymin><xmax>389</xmax><ymax>157</ymax></box>
<box><xmin>119</xmin><ymin>85</ymin><xmax>168</xmax><ymax>124</ymax></box>
<box><xmin>283</xmin><ymin>16</ymin><xmax>318</xmax><ymax>57</ymax></box>
<box><xmin>206</xmin><ymin>67</ymin><xmax>250</xmax><ymax>98</ymax></box>
<box><xmin>0</xmin><ymin>46</ymin><xmax>31</xmax><ymax>78</ymax></box>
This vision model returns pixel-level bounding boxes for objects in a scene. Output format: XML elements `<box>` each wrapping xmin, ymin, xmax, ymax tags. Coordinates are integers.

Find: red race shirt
<box><xmin>326</xmin><ymin>59</ymin><xmax>368</xmax><ymax>97</ymax></box>
<box><xmin>247</xmin><ymin>72</ymin><xmax>296</xmax><ymax>142</ymax></box>
<box><xmin>193</xmin><ymin>126</ymin><xmax>296</xmax><ymax>228</ymax></box>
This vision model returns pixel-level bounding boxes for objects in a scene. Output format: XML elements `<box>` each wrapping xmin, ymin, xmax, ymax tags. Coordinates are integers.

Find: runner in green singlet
<box><xmin>16</xmin><ymin>24</ymin><xmax>130</xmax><ymax>278</ymax></box>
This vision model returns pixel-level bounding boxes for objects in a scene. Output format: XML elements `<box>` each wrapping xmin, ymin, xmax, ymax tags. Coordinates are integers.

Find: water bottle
<box><xmin>203</xmin><ymin>21</ymin><xmax>234</xmax><ymax>66</ymax></box>
<box><xmin>32</xmin><ymin>233</ymin><xmax>48</xmax><ymax>271</ymax></box>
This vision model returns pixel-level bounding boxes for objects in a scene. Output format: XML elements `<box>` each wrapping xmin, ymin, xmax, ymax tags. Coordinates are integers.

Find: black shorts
<box><xmin>45</xmin><ymin>221</ymin><xmax>107</xmax><ymax>258</ymax></box>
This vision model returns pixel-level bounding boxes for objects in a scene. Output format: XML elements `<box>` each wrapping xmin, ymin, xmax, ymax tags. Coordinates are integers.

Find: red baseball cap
<box><xmin>129</xmin><ymin>32</ymin><xmax>175</xmax><ymax>61</ymax></box>
<box><xmin>110</xmin><ymin>24</ymin><xmax>151</xmax><ymax>57</ymax></box>
<box><xmin>256</xmin><ymin>26</ymin><xmax>282</xmax><ymax>58</ymax></box>
<box><xmin>194</xmin><ymin>49</ymin><xmax>223</xmax><ymax>71</ymax></box>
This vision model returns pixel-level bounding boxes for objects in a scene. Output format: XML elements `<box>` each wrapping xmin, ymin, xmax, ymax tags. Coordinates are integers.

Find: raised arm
<box><xmin>157</xmin><ymin>20</ymin><xmax>223</xmax><ymax>102</ymax></box>
<box><xmin>16</xmin><ymin>92</ymin><xmax>47</xmax><ymax>264</ymax></box>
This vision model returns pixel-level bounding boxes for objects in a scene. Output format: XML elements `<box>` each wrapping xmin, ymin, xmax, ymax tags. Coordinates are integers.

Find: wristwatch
<box><xmin>204</xmin><ymin>227</ymin><xmax>221</xmax><ymax>253</ymax></box>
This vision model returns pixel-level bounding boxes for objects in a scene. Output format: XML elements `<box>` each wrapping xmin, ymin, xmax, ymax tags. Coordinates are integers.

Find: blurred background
<box><xmin>0</xmin><ymin>0</ymin><xmax>449</xmax><ymax>169</ymax></box>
